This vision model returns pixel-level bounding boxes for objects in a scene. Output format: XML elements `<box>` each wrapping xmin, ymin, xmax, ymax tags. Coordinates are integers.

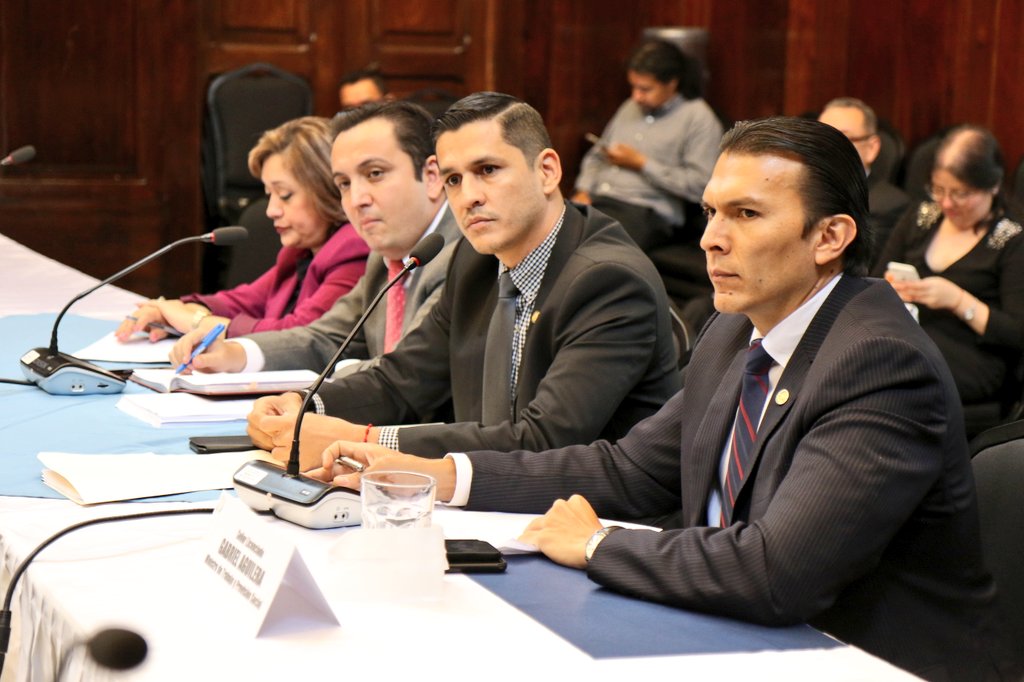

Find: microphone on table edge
<box><xmin>19</xmin><ymin>226</ymin><xmax>249</xmax><ymax>396</ymax></box>
<box><xmin>0</xmin><ymin>144</ymin><xmax>36</xmax><ymax>166</ymax></box>
<box><xmin>54</xmin><ymin>628</ymin><xmax>148</xmax><ymax>680</ymax></box>
<box><xmin>232</xmin><ymin>231</ymin><xmax>446</xmax><ymax>529</ymax></box>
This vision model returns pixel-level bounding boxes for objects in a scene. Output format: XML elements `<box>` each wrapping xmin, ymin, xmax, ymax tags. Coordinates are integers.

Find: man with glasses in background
<box><xmin>819</xmin><ymin>97</ymin><xmax>909</xmax><ymax>261</ymax></box>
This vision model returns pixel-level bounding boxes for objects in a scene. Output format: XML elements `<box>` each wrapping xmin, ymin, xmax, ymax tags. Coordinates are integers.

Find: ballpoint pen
<box><xmin>175</xmin><ymin>322</ymin><xmax>225</xmax><ymax>374</ymax></box>
<box><xmin>334</xmin><ymin>455</ymin><xmax>365</xmax><ymax>473</ymax></box>
<box><xmin>127</xmin><ymin>315</ymin><xmax>184</xmax><ymax>338</ymax></box>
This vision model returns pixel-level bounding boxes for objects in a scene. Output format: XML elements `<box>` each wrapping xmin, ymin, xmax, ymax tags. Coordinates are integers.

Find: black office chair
<box><xmin>219</xmin><ymin>196</ymin><xmax>280</xmax><ymax>290</ymax></box>
<box><xmin>901</xmin><ymin>133</ymin><xmax>943</xmax><ymax>202</ymax></box>
<box><xmin>1012</xmin><ymin>155</ymin><xmax>1024</xmax><ymax>207</ymax></box>
<box><xmin>202</xmin><ymin>62</ymin><xmax>313</xmax><ymax>228</ymax></box>
<box><xmin>872</xmin><ymin>121</ymin><xmax>905</xmax><ymax>186</ymax></box>
<box><xmin>404</xmin><ymin>88</ymin><xmax>460</xmax><ymax>121</ymax></box>
<box><xmin>668</xmin><ymin>306</ymin><xmax>692</xmax><ymax>370</ymax></box>
<box><xmin>969</xmin><ymin>419</ymin><xmax>1024</xmax><ymax>651</ymax></box>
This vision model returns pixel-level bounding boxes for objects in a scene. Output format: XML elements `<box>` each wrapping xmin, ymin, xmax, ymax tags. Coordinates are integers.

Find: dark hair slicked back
<box><xmin>722</xmin><ymin>116</ymin><xmax>873</xmax><ymax>275</ymax></box>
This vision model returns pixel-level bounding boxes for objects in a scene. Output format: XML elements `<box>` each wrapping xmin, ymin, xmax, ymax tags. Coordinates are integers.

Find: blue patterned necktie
<box><xmin>721</xmin><ymin>339</ymin><xmax>774</xmax><ymax>526</ymax></box>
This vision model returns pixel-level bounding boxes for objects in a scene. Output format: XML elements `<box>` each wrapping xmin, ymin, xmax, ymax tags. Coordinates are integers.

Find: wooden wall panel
<box><xmin>203</xmin><ymin>0</ymin><xmax>314</xmax><ymax>83</ymax></box>
<box><xmin>0</xmin><ymin>0</ymin><xmax>202</xmax><ymax>297</ymax></box>
<box><xmin>358</xmin><ymin>0</ymin><xmax>492</xmax><ymax>96</ymax></box>
<box><xmin>990</xmin><ymin>0</ymin><xmax>1024</xmax><ymax>169</ymax></box>
<box><xmin>5</xmin><ymin>0</ymin><xmax>1024</xmax><ymax>305</ymax></box>
<box><xmin>1</xmin><ymin>1</ymin><xmax>138</xmax><ymax>172</ymax></box>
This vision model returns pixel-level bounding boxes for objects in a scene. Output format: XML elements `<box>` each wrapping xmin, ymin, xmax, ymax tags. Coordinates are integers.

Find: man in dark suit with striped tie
<box><xmin>320</xmin><ymin>116</ymin><xmax>1017</xmax><ymax>681</ymax></box>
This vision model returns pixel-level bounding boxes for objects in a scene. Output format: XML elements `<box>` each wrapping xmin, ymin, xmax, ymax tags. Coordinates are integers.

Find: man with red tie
<box><xmin>171</xmin><ymin>101</ymin><xmax>461</xmax><ymax>379</ymax></box>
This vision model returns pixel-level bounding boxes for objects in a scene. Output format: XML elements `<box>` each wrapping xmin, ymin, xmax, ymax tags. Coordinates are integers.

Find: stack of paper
<box><xmin>116</xmin><ymin>393</ymin><xmax>255</xmax><ymax>427</ymax></box>
<box><xmin>38</xmin><ymin>450</ymin><xmax>274</xmax><ymax>505</ymax></box>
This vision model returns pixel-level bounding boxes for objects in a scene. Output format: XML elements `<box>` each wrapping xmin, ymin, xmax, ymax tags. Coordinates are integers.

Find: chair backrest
<box><xmin>872</xmin><ymin>121</ymin><xmax>905</xmax><ymax>185</ymax></box>
<box><xmin>970</xmin><ymin>420</ymin><xmax>1024</xmax><ymax>650</ymax></box>
<box><xmin>404</xmin><ymin>88</ymin><xmax>460</xmax><ymax>121</ymax></box>
<box><xmin>669</xmin><ymin>306</ymin><xmax>692</xmax><ymax>370</ymax></box>
<box><xmin>1012</xmin><ymin>155</ymin><xmax>1024</xmax><ymax>207</ymax></box>
<box><xmin>220</xmin><ymin>196</ymin><xmax>280</xmax><ymax>290</ymax></box>
<box><xmin>202</xmin><ymin>63</ymin><xmax>313</xmax><ymax>226</ymax></box>
<box><xmin>901</xmin><ymin>133</ymin><xmax>943</xmax><ymax>202</ymax></box>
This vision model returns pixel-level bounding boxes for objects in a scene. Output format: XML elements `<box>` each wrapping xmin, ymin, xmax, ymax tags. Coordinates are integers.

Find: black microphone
<box><xmin>233</xmin><ymin>232</ymin><xmax>446</xmax><ymax>529</ymax></box>
<box><xmin>20</xmin><ymin>226</ymin><xmax>249</xmax><ymax>395</ymax></box>
<box><xmin>86</xmin><ymin>628</ymin><xmax>148</xmax><ymax>670</ymax></box>
<box><xmin>0</xmin><ymin>144</ymin><xmax>35</xmax><ymax>166</ymax></box>
<box><xmin>55</xmin><ymin>628</ymin><xmax>148</xmax><ymax>681</ymax></box>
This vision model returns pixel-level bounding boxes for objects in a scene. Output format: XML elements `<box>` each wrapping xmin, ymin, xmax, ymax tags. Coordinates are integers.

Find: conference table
<box><xmin>0</xmin><ymin>233</ymin><xmax>917</xmax><ymax>681</ymax></box>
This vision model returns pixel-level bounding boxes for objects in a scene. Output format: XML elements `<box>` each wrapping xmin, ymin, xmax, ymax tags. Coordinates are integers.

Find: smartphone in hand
<box><xmin>584</xmin><ymin>132</ymin><xmax>606</xmax><ymax>150</ymax></box>
<box><xmin>886</xmin><ymin>261</ymin><xmax>920</xmax><ymax>282</ymax></box>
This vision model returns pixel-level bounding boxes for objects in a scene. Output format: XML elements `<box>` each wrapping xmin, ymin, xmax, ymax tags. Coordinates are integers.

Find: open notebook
<box><xmin>130</xmin><ymin>368</ymin><xmax>317</xmax><ymax>396</ymax></box>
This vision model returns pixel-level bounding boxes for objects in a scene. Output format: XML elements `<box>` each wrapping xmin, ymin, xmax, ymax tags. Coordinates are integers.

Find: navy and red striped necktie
<box><xmin>721</xmin><ymin>339</ymin><xmax>774</xmax><ymax>526</ymax></box>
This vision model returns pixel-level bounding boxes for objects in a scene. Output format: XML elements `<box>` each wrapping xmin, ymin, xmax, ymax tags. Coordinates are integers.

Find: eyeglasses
<box><xmin>926</xmin><ymin>184</ymin><xmax>981</xmax><ymax>204</ymax></box>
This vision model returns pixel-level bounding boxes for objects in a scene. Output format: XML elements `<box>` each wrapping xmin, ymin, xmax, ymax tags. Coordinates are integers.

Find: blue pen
<box><xmin>175</xmin><ymin>323</ymin><xmax>225</xmax><ymax>374</ymax></box>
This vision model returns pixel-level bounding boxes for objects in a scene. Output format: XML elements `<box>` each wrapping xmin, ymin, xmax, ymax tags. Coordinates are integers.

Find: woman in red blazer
<box><xmin>116</xmin><ymin>116</ymin><xmax>369</xmax><ymax>341</ymax></box>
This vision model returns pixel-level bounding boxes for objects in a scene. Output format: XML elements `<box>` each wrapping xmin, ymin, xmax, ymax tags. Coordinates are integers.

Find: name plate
<box><xmin>199</xmin><ymin>494</ymin><xmax>338</xmax><ymax>637</ymax></box>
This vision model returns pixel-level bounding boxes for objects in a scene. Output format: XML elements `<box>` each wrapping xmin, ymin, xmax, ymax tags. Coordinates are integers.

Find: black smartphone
<box><xmin>445</xmin><ymin>539</ymin><xmax>507</xmax><ymax>573</ymax></box>
<box><xmin>188</xmin><ymin>435</ymin><xmax>255</xmax><ymax>454</ymax></box>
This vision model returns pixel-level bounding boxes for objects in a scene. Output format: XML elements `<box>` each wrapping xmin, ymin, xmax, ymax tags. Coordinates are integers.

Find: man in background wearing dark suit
<box><xmin>321</xmin><ymin>117</ymin><xmax>1016</xmax><ymax>680</ymax></box>
<box><xmin>249</xmin><ymin>92</ymin><xmax>679</xmax><ymax>470</ymax></box>
<box><xmin>818</xmin><ymin>97</ymin><xmax>909</xmax><ymax>262</ymax></box>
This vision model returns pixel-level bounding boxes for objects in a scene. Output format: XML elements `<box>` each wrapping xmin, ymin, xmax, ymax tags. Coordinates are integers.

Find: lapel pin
<box><xmin>531</xmin><ymin>311</ymin><xmax>540</xmax><ymax>324</ymax></box>
<box><xmin>775</xmin><ymin>389</ymin><xmax>790</xmax><ymax>406</ymax></box>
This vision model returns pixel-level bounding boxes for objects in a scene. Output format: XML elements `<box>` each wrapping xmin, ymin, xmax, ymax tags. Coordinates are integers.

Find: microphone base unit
<box><xmin>19</xmin><ymin>348</ymin><xmax>131</xmax><ymax>395</ymax></box>
<box><xmin>233</xmin><ymin>459</ymin><xmax>361</xmax><ymax>529</ymax></box>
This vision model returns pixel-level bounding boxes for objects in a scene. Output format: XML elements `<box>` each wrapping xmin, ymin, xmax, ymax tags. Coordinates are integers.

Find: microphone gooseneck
<box><xmin>284</xmin><ymin>231</ymin><xmax>445</xmax><ymax>476</ymax></box>
<box><xmin>20</xmin><ymin>226</ymin><xmax>248</xmax><ymax>396</ymax></box>
<box><xmin>0</xmin><ymin>508</ymin><xmax>213</xmax><ymax>679</ymax></box>
<box><xmin>46</xmin><ymin>227</ymin><xmax>249</xmax><ymax>353</ymax></box>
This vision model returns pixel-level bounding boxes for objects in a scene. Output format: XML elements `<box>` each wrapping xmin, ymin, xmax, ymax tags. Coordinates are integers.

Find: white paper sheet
<box><xmin>37</xmin><ymin>450</ymin><xmax>273</xmax><ymax>505</ymax></box>
<box><xmin>116</xmin><ymin>393</ymin><xmax>255</xmax><ymax>427</ymax></box>
<box><xmin>73</xmin><ymin>331</ymin><xmax>177</xmax><ymax>364</ymax></box>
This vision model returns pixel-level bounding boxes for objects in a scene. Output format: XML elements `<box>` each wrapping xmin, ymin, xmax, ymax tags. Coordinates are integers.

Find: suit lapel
<box><xmin>510</xmin><ymin>202</ymin><xmax>584</xmax><ymax>416</ymax></box>
<box><xmin>735</xmin><ymin>276</ymin><xmax>868</xmax><ymax>513</ymax></box>
<box><xmin>683</xmin><ymin>317</ymin><xmax>751</xmax><ymax>524</ymax></box>
<box><xmin>403</xmin><ymin>207</ymin><xmax>460</xmax><ymax>327</ymax></box>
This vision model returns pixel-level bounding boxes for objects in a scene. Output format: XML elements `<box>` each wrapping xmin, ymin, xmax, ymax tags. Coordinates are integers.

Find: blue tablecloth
<box><xmin>473</xmin><ymin>555</ymin><xmax>837</xmax><ymax>657</ymax></box>
<box><xmin>0</xmin><ymin>314</ymin><xmax>245</xmax><ymax>501</ymax></box>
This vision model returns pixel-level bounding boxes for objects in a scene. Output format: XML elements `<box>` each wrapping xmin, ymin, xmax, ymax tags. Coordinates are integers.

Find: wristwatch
<box><xmin>584</xmin><ymin>525</ymin><xmax>622</xmax><ymax>563</ymax></box>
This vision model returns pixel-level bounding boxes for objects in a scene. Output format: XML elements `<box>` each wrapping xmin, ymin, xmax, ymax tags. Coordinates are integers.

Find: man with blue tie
<box><xmin>321</xmin><ymin>116</ymin><xmax>1018</xmax><ymax>680</ymax></box>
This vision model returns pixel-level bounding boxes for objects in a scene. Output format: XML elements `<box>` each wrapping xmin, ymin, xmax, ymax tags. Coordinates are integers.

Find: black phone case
<box><xmin>445</xmin><ymin>539</ymin><xmax>507</xmax><ymax>573</ymax></box>
<box><xmin>188</xmin><ymin>435</ymin><xmax>255</xmax><ymax>454</ymax></box>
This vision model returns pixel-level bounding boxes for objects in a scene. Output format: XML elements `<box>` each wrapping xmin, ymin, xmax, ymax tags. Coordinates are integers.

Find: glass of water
<box><xmin>361</xmin><ymin>471</ymin><xmax>436</xmax><ymax>529</ymax></box>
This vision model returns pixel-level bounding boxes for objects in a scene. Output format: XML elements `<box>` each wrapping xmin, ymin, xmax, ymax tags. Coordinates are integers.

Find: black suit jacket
<box><xmin>317</xmin><ymin>201</ymin><xmax>680</xmax><ymax>457</ymax></box>
<box><xmin>463</xmin><ymin>276</ymin><xmax>1015</xmax><ymax>680</ymax></box>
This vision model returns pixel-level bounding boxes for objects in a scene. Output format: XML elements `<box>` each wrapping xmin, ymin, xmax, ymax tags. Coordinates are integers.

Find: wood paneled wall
<box><xmin>2</xmin><ymin>0</ymin><xmax>1022</xmax><ymax>297</ymax></box>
